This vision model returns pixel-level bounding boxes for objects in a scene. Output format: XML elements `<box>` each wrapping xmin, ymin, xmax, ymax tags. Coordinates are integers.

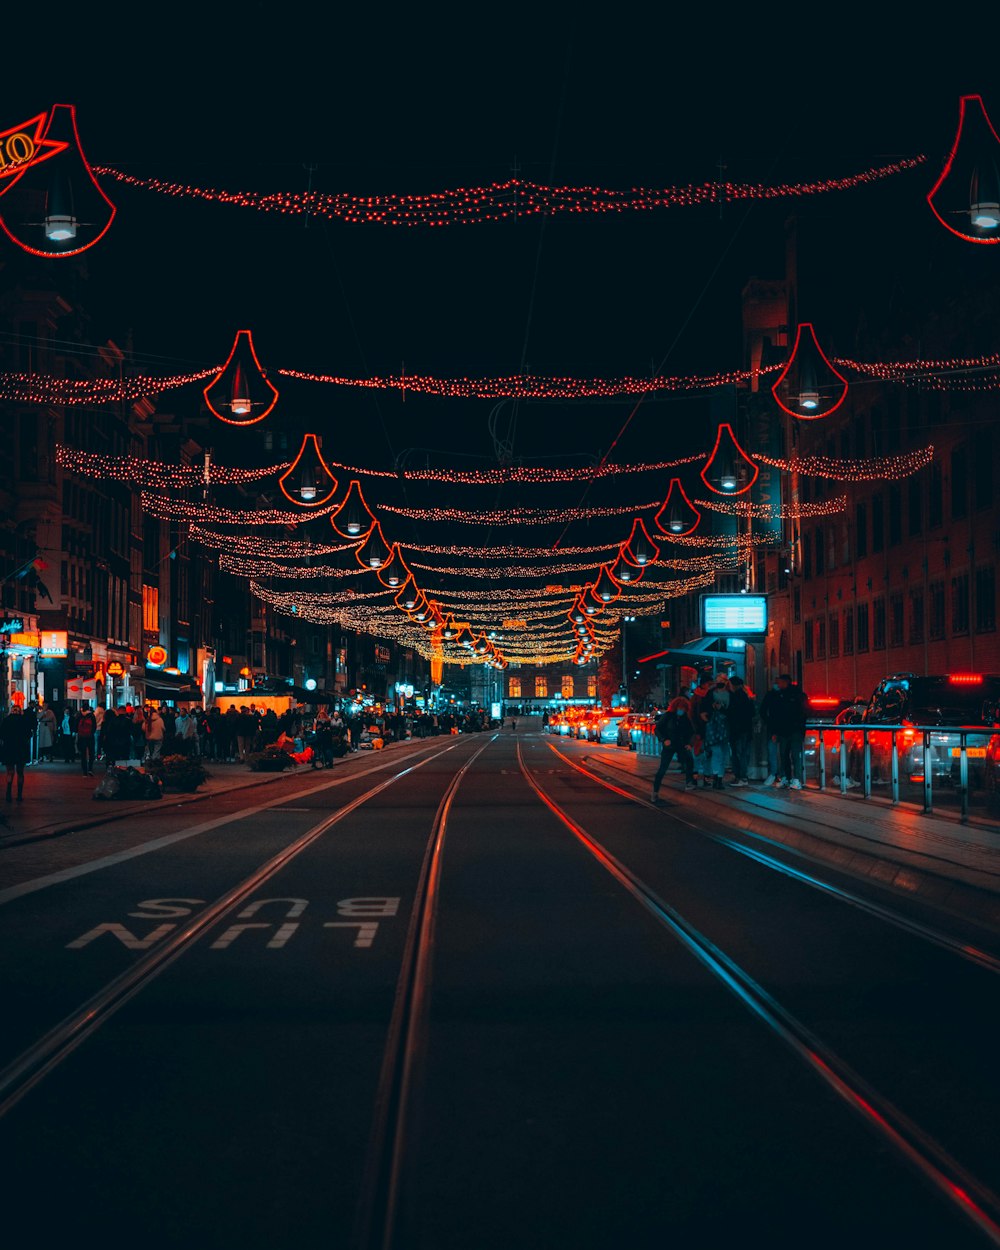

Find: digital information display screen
<box><xmin>701</xmin><ymin>595</ymin><xmax>768</xmax><ymax>635</ymax></box>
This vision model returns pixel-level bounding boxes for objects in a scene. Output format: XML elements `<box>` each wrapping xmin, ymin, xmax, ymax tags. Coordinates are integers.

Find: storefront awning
<box><xmin>636</xmin><ymin>637</ymin><xmax>737</xmax><ymax>669</ymax></box>
<box><xmin>143</xmin><ymin>669</ymin><xmax>202</xmax><ymax>699</ymax></box>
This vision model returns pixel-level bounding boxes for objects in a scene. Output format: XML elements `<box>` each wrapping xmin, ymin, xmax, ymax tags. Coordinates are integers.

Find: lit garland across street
<box><xmin>693</xmin><ymin>495</ymin><xmax>848</xmax><ymax>518</ymax></box>
<box><xmin>142</xmin><ymin>493</ymin><xmax>340</xmax><ymax>525</ymax></box>
<box><xmin>758</xmin><ymin>446</ymin><xmax>933</xmax><ymax>480</ymax></box>
<box><xmin>57</xmin><ymin>446</ymin><xmax>287</xmax><ymax>485</ymax></box>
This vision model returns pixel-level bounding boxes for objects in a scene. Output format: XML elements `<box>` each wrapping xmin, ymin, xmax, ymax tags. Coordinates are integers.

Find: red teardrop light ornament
<box><xmin>611</xmin><ymin>545</ymin><xmax>644</xmax><ymax>585</ymax></box>
<box><xmin>278</xmin><ymin>434</ymin><xmax>338</xmax><ymax>506</ymax></box>
<box><xmin>377</xmin><ymin>545</ymin><xmax>410</xmax><ymax>588</ymax></box>
<box><xmin>623</xmin><ymin>517</ymin><xmax>660</xmax><ymax>566</ymax></box>
<box><xmin>700</xmin><ymin>423</ymin><xmax>758</xmax><ymax>496</ymax></box>
<box><xmin>421</xmin><ymin>602</ymin><xmax>445</xmax><ymax>631</ymax></box>
<box><xmin>582</xmin><ymin>585</ymin><xmax>604</xmax><ymax>616</ymax></box>
<box><xmin>570</xmin><ymin>597</ymin><xmax>587</xmax><ymax>624</ymax></box>
<box><xmin>204</xmin><ymin>330</ymin><xmax>278</xmax><ymax>424</ymax></box>
<box><xmin>355</xmin><ymin>522</ymin><xmax>392</xmax><ymax>570</ymax></box>
<box><xmin>456</xmin><ymin>624</ymin><xmax>477</xmax><ymax>648</ymax></box>
<box><xmin>654</xmin><ymin>478</ymin><xmax>701</xmax><ymax>536</ymax></box>
<box><xmin>770</xmin><ymin>323</ymin><xmax>848</xmax><ymax>418</ymax></box>
<box><xmin>441</xmin><ymin>613</ymin><xmax>458</xmax><ymax>640</ymax></box>
<box><xmin>395</xmin><ymin>577</ymin><xmax>421</xmax><ymax>612</ymax></box>
<box><xmin>593</xmin><ymin>565</ymin><xmax>622</xmax><ymax>603</ymax></box>
<box><xmin>928</xmin><ymin>95</ymin><xmax>1000</xmax><ymax>243</ymax></box>
<box><xmin>330</xmin><ymin>480</ymin><xmax>377</xmax><ymax>539</ymax></box>
<box><xmin>411</xmin><ymin>594</ymin><xmax>432</xmax><ymax>622</ymax></box>
<box><xmin>0</xmin><ymin>105</ymin><xmax>114</xmax><ymax>257</ymax></box>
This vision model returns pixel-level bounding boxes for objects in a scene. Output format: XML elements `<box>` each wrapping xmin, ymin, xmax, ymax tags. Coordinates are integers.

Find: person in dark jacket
<box><xmin>1</xmin><ymin>705</ymin><xmax>33</xmax><ymax>802</ymax></box>
<box><xmin>100</xmin><ymin>707</ymin><xmax>135</xmax><ymax>766</ymax></box>
<box><xmin>772</xmin><ymin>674</ymin><xmax>808</xmax><ymax>790</ymax></box>
<box><xmin>687</xmin><ymin>674</ymin><xmax>715</xmax><ymax>786</ymax></box>
<box><xmin>726</xmin><ymin>676</ymin><xmax>756</xmax><ymax>786</ymax></box>
<box><xmin>758</xmin><ymin>680</ymin><xmax>783</xmax><ymax>785</ymax></box>
<box><xmin>651</xmin><ymin>696</ymin><xmax>695</xmax><ymax>800</ymax></box>
<box><xmin>76</xmin><ymin>703</ymin><xmax>98</xmax><ymax>776</ymax></box>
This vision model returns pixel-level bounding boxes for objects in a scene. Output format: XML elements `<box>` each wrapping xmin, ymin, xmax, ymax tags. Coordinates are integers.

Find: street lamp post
<box><xmin>622</xmin><ymin>616</ymin><xmax>636</xmax><ymax>707</ymax></box>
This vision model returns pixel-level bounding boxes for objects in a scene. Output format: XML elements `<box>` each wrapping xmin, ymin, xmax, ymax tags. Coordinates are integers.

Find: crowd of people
<box><xmin>650</xmin><ymin>672</ymin><xmax>808</xmax><ymax>801</ymax></box>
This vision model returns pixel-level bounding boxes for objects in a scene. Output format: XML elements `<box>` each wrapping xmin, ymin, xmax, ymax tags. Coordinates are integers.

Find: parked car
<box><xmin>847</xmin><ymin>673</ymin><xmax>1000</xmax><ymax>787</ymax></box>
<box><xmin>616</xmin><ymin>712</ymin><xmax>655</xmax><ymax>749</ymax></box>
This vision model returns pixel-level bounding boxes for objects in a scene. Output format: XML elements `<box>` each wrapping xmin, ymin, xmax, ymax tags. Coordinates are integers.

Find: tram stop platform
<box><xmin>575</xmin><ymin>744</ymin><xmax>1000</xmax><ymax>933</ymax></box>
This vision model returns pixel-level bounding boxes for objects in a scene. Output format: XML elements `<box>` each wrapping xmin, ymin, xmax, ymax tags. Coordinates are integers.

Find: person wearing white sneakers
<box><xmin>773</xmin><ymin>673</ymin><xmax>808</xmax><ymax>791</ymax></box>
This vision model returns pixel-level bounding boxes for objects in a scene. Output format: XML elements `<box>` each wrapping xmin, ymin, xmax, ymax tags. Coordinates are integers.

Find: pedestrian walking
<box><xmin>59</xmin><ymin>705</ymin><xmax>77</xmax><ymax>763</ymax></box>
<box><xmin>651</xmin><ymin>696</ymin><xmax>695</xmax><ymax>801</ymax></box>
<box><xmin>76</xmin><ymin>703</ymin><xmax>98</xmax><ymax>776</ymax></box>
<box><xmin>688</xmin><ymin>674</ymin><xmax>715</xmax><ymax>786</ymax></box>
<box><xmin>704</xmin><ymin>684</ymin><xmax>731</xmax><ymax>790</ymax></box>
<box><xmin>36</xmin><ymin>704</ymin><xmax>57</xmax><ymax>762</ymax></box>
<box><xmin>1</xmin><ymin>705</ymin><xmax>33</xmax><ymax>802</ymax></box>
<box><xmin>726</xmin><ymin>676</ymin><xmax>755</xmax><ymax>786</ymax></box>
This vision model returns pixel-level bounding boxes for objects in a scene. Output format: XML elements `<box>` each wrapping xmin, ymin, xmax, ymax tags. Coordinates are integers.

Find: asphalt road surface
<box><xmin>2</xmin><ymin>726</ymin><xmax>1000</xmax><ymax>1248</ymax></box>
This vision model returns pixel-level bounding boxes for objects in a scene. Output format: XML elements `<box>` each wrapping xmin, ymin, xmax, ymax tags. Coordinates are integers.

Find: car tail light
<box><xmin>809</xmin><ymin>696</ymin><xmax>841</xmax><ymax>708</ymax></box>
<box><xmin>949</xmin><ymin>673</ymin><xmax>983</xmax><ymax>684</ymax></box>
<box><xmin>901</xmin><ymin>721</ymin><xmax>917</xmax><ymax>747</ymax></box>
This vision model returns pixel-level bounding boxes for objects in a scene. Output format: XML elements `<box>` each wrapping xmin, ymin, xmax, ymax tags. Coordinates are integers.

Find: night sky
<box><xmin>5</xmin><ymin>15</ymin><xmax>1000</xmax><ymax>589</ymax></box>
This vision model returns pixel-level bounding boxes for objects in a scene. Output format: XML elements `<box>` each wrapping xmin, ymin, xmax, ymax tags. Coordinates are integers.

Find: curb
<box><xmin>581</xmin><ymin>751</ymin><xmax>1000</xmax><ymax>934</ymax></box>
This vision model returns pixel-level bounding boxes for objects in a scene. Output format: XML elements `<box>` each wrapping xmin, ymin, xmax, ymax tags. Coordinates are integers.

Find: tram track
<box><xmin>517</xmin><ymin>741</ymin><xmax>1000</xmax><ymax>1246</ymax></box>
<box><xmin>0</xmin><ymin>734</ymin><xmax>471</xmax><ymax>1120</ymax></box>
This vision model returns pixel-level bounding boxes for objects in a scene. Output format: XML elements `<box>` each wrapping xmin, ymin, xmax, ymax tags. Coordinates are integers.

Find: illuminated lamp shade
<box><xmin>581</xmin><ymin>586</ymin><xmax>603</xmax><ymax>616</ymax></box>
<box><xmin>355</xmin><ymin>522</ymin><xmax>392</xmax><ymax>570</ymax></box>
<box><xmin>593</xmin><ymin>565</ymin><xmax>622</xmax><ymax>603</ymax></box>
<box><xmin>654</xmin><ymin>478</ymin><xmax>701</xmax><ymax>536</ymax></box>
<box><xmin>441</xmin><ymin>613</ymin><xmax>458</xmax><ymax>640</ymax></box>
<box><xmin>454</xmin><ymin>624</ymin><xmax>476</xmax><ymax>648</ymax></box>
<box><xmin>278</xmin><ymin>434</ymin><xmax>338</xmax><ymax>506</ymax></box>
<box><xmin>203</xmin><ymin>330</ymin><xmax>279</xmax><ymax>424</ymax></box>
<box><xmin>0</xmin><ymin>105</ymin><xmax>115</xmax><ymax>257</ymax></box>
<box><xmin>411</xmin><ymin>594</ymin><xmax>432</xmax><ymax>622</ymax></box>
<box><xmin>700</xmin><ymin>423</ymin><xmax>758</xmax><ymax>495</ymax></box>
<box><xmin>623</xmin><ymin>517</ymin><xmax>660</xmax><ymax>566</ymax></box>
<box><xmin>330</xmin><ymin>479</ymin><xmax>376</xmax><ymax>539</ymax></box>
<box><xmin>611</xmin><ymin>546</ymin><xmax>644</xmax><ymax>585</ymax></box>
<box><xmin>376</xmin><ymin>545</ymin><xmax>410</xmax><ymax>588</ymax></box>
<box><xmin>928</xmin><ymin>95</ymin><xmax>1000</xmax><ymax>242</ymax></box>
<box><xmin>421</xmin><ymin>602</ymin><xmax>444</xmax><ymax>631</ymax></box>
<box><xmin>570</xmin><ymin>597</ymin><xmax>586</xmax><ymax>624</ymax></box>
<box><xmin>395</xmin><ymin>576</ymin><xmax>421</xmax><ymax>612</ymax></box>
<box><xmin>770</xmin><ymin>323</ymin><xmax>848</xmax><ymax>419</ymax></box>
<box><xmin>473</xmin><ymin>634</ymin><xmax>490</xmax><ymax>656</ymax></box>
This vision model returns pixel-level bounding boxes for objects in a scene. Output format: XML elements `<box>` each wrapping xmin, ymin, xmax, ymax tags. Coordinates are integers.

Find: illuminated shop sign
<box><xmin>0</xmin><ymin>113</ymin><xmax>67</xmax><ymax>180</ymax></box>
<box><xmin>147</xmin><ymin>645</ymin><xmax>168</xmax><ymax>667</ymax></box>
<box><xmin>701</xmin><ymin>595</ymin><xmax>768</xmax><ymax>635</ymax></box>
<box><xmin>40</xmin><ymin>630</ymin><xmax>68</xmax><ymax>657</ymax></box>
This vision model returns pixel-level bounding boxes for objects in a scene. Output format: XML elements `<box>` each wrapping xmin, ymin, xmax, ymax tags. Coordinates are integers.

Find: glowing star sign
<box><xmin>770</xmin><ymin>323</ymin><xmax>849</xmax><ymax>418</ymax></box>
<box><xmin>928</xmin><ymin>95</ymin><xmax>1000</xmax><ymax>243</ymax></box>
<box><xmin>701</xmin><ymin>424</ymin><xmax>758</xmax><ymax>495</ymax></box>
<box><xmin>204</xmin><ymin>330</ymin><xmax>279</xmax><ymax>424</ymax></box>
<box><xmin>0</xmin><ymin>105</ymin><xmax>114</xmax><ymax>257</ymax></box>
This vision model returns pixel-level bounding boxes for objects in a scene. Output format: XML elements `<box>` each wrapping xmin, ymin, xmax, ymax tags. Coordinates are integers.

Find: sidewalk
<box><xmin>575</xmin><ymin>745</ymin><xmax>1000</xmax><ymax>931</ymax></box>
<box><xmin>0</xmin><ymin>745</ymin><xmax>415</xmax><ymax>848</ymax></box>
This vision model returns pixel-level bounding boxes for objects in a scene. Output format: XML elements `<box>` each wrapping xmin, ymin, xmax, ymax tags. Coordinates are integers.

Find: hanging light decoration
<box><xmin>473</xmin><ymin>634</ymin><xmax>490</xmax><ymax>656</ymax></box>
<box><xmin>441</xmin><ymin>613</ymin><xmax>459</xmax><ymax>640</ymax></box>
<box><xmin>623</xmin><ymin>517</ymin><xmax>660</xmax><ymax>566</ymax></box>
<box><xmin>376</xmin><ymin>545</ymin><xmax>410</xmax><ymax>588</ymax></box>
<box><xmin>701</xmin><ymin>423</ymin><xmax>758</xmax><ymax>495</ymax></box>
<box><xmin>278</xmin><ymin>433</ymin><xmax>339</xmax><ymax>506</ymax></box>
<box><xmin>411</xmin><ymin>595</ymin><xmax>432</xmax><ymax>622</ymax></box>
<box><xmin>654</xmin><ymin>478</ymin><xmax>701</xmax><ymax>536</ymax></box>
<box><xmin>582</xmin><ymin>585</ymin><xmax>604</xmax><ymax>615</ymax></box>
<box><xmin>0</xmin><ymin>105</ymin><xmax>115</xmax><ymax>257</ymax></box>
<box><xmin>611</xmin><ymin>546</ymin><xmax>643</xmax><ymax>584</ymax></box>
<box><xmin>355</xmin><ymin>522</ymin><xmax>392</xmax><ymax>569</ymax></box>
<box><xmin>593</xmin><ymin>565</ymin><xmax>622</xmax><ymax>603</ymax></box>
<box><xmin>395</xmin><ymin>576</ymin><xmax>421</xmax><ymax>611</ymax></box>
<box><xmin>456</xmin><ymin>624</ymin><xmax>477</xmax><ymax>648</ymax></box>
<box><xmin>928</xmin><ymin>95</ymin><xmax>1000</xmax><ymax>242</ymax></box>
<box><xmin>770</xmin><ymin>323</ymin><xmax>849</xmax><ymax>418</ymax></box>
<box><xmin>570</xmin><ymin>598</ymin><xmax>586</xmax><ymax>624</ymax></box>
<box><xmin>418</xmin><ymin>601</ymin><xmax>444</xmax><ymax>631</ymax></box>
<box><xmin>330</xmin><ymin>479</ymin><xmax>377</xmax><ymax>539</ymax></box>
<box><xmin>203</xmin><ymin>330</ymin><xmax>279</xmax><ymax>424</ymax></box>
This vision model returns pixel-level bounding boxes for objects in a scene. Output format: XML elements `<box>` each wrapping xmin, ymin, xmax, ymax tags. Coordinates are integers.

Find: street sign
<box><xmin>701</xmin><ymin>594</ymin><xmax>767</xmax><ymax>635</ymax></box>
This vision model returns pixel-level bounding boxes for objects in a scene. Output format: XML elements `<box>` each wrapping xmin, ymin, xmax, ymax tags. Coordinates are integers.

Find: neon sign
<box><xmin>0</xmin><ymin>113</ymin><xmax>68</xmax><ymax>180</ymax></box>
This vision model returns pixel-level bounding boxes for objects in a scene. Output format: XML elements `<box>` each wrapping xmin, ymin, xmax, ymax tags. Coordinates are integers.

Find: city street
<box><xmin>2</xmin><ymin>724</ymin><xmax>1000</xmax><ymax>1247</ymax></box>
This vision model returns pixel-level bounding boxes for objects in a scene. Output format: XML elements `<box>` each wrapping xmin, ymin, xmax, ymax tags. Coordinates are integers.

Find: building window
<box><xmin>976</xmin><ymin>566</ymin><xmax>997</xmax><ymax>633</ymax></box>
<box><xmin>855</xmin><ymin>503</ymin><xmax>868</xmax><ymax>558</ymax></box>
<box><xmin>508</xmin><ymin>678</ymin><xmax>522</xmax><ymax>699</ymax></box>
<box><xmin>929</xmin><ymin>582</ymin><xmax>946</xmax><ymax>640</ymax></box>
<box><xmin>804</xmin><ymin>619</ymin><xmax>814</xmax><ymax>662</ymax></box>
<box><xmin>561</xmin><ymin>675</ymin><xmax>574</xmax><ymax>699</ymax></box>
<box><xmin>908</xmin><ymin>477</ymin><xmax>922</xmax><ymax>537</ymax></box>
<box><xmin>587</xmin><ymin>675</ymin><xmax>597</xmax><ymax>698</ymax></box>
<box><xmin>872</xmin><ymin>597</ymin><xmax>886</xmax><ymax>650</ymax></box>
<box><xmin>951</xmin><ymin>444</ymin><xmax>968</xmax><ymax>520</ymax></box>
<box><xmin>816</xmin><ymin>616</ymin><xmax>826</xmax><ymax>660</ymax></box>
<box><xmin>142</xmin><ymin>584</ymin><xmax>158</xmax><ymax>633</ymax></box>
<box><xmin>871</xmin><ymin>494</ymin><xmax>884</xmax><ymax>554</ymax></box>
<box><xmin>814</xmin><ymin>528</ymin><xmax>825</xmax><ymax>576</ymax></box>
<box><xmin>909</xmin><ymin>589</ymin><xmax>925</xmax><ymax>645</ymax></box>
<box><xmin>974</xmin><ymin>429</ymin><xmax>993</xmax><ymax>510</ymax></box>
<box><xmin>952</xmin><ymin>572</ymin><xmax>970</xmax><ymax>635</ymax></box>
<box><xmin>888</xmin><ymin>485</ymin><xmax>902</xmax><ymax>546</ymax></box>
<box><xmin>535</xmin><ymin>676</ymin><xmax>548</xmax><ymax>699</ymax></box>
<box><xmin>829</xmin><ymin>613</ymin><xmax>839</xmax><ymax>658</ymax></box>
<box><xmin>843</xmin><ymin>608</ymin><xmax>854</xmax><ymax>655</ymax></box>
<box><xmin>889</xmin><ymin>592</ymin><xmax>904</xmax><ymax>647</ymax></box>
<box><xmin>857</xmin><ymin>603</ymin><xmax>869</xmax><ymax>653</ymax></box>
<box><xmin>929</xmin><ymin>463</ymin><xmax>943</xmax><ymax>528</ymax></box>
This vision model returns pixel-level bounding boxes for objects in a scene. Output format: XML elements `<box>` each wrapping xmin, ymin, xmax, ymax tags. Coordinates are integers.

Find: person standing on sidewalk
<box><xmin>651</xmin><ymin>696</ymin><xmax>695</xmax><ymax>801</ymax></box>
<box><xmin>688</xmin><ymin>673</ymin><xmax>715</xmax><ymax>787</ymax></box>
<box><xmin>1</xmin><ymin>705</ymin><xmax>33</xmax><ymax>802</ymax></box>
<box><xmin>76</xmin><ymin>703</ymin><xmax>98</xmax><ymax>776</ymax></box>
<box><xmin>704</xmin><ymin>682</ymin><xmax>731</xmax><ymax>790</ymax></box>
<box><xmin>143</xmin><ymin>705</ymin><xmax>166</xmax><ymax>761</ymax></box>
<box><xmin>774</xmin><ymin>674</ymin><xmax>809</xmax><ymax>791</ymax></box>
<box><xmin>726</xmin><ymin>676</ymin><xmax>755</xmax><ymax>787</ymax></box>
<box><xmin>36</xmin><ymin>704</ymin><xmax>57</xmax><ymax>762</ymax></box>
<box><xmin>101</xmin><ymin>707</ymin><xmax>134</xmax><ymax>767</ymax></box>
<box><xmin>759</xmin><ymin>680</ymin><xmax>783</xmax><ymax>786</ymax></box>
